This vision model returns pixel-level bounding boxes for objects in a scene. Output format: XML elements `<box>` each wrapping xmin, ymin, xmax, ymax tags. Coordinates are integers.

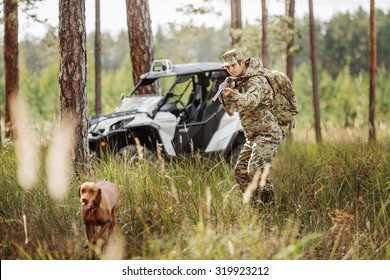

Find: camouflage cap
<box><xmin>222</xmin><ymin>49</ymin><xmax>244</xmax><ymax>67</ymax></box>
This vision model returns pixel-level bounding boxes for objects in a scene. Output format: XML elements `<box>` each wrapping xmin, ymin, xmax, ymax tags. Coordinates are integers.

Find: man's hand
<box><xmin>223</xmin><ymin>80</ymin><xmax>237</xmax><ymax>102</ymax></box>
<box><xmin>223</xmin><ymin>87</ymin><xmax>233</xmax><ymax>100</ymax></box>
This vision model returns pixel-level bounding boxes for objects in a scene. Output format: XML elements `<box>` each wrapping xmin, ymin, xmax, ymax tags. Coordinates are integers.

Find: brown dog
<box><xmin>77</xmin><ymin>181</ymin><xmax>120</xmax><ymax>246</ymax></box>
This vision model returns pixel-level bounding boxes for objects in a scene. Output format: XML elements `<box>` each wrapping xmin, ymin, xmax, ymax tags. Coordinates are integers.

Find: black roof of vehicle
<box><xmin>140</xmin><ymin>62</ymin><xmax>224</xmax><ymax>79</ymax></box>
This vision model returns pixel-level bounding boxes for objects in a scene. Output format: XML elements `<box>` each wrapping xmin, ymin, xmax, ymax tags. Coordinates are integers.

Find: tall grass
<box><xmin>0</xmin><ymin>135</ymin><xmax>389</xmax><ymax>260</ymax></box>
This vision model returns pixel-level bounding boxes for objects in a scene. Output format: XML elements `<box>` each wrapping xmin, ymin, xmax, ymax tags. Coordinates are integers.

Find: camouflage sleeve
<box><xmin>231</xmin><ymin>76</ymin><xmax>272</xmax><ymax>109</ymax></box>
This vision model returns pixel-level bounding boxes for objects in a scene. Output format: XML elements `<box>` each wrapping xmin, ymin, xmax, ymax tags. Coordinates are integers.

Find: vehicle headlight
<box><xmin>110</xmin><ymin>122</ymin><xmax>123</xmax><ymax>131</ymax></box>
<box><xmin>110</xmin><ymin>120</ymin><xmax>127</xmax><ymax>131</ymax></box>
<box><xmin>110</xmin><ymin>118</ymin><xmax>134</xmax><ymax>131</ymax></box>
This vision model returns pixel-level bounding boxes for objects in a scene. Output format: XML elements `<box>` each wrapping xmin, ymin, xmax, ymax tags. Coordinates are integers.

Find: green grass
<box><xmin>0</xmin><ymin>136</ymin><xmax>389</xmax><ymax>260</ymax></box>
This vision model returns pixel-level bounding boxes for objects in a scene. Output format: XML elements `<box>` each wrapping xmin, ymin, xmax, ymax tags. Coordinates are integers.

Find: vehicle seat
<box><xmin>193</xmin><ymin>84</ymin><xmax>203</xmax><ymax>108</ymax></box>
<box><xmin>188</xmin><ymin>85</ymin><xmax>206</xmax><ymax>122</ymax></box>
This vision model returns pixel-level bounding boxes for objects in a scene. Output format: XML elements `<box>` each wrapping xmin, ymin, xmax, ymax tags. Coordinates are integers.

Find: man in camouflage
<box><xmin>220</xmin><ymin>49</ymin><xmax>285</xmax><ymax>205</ymax></box>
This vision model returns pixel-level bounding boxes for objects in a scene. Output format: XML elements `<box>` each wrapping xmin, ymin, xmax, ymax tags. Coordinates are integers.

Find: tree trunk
<box><xmin>3</xmin><ymin>0</ymin><xmax>19</xmax><ymax>140</ymax></box>
<box><xmin>95</xmin><ymin>0</ymin><xmax>102</xmax><ymax>115</ymax></box>
<box><xmin>58</xmin><ymin>0</ymin><xmax>90</xmax><ymax>172</ymax></box>
<box><xmin>261</xmin><ymin>0</ymin><xmax>269</xmax><ymax>68</ymax></box>
<box><xmin>230</xmin><ymin>0</ymin><xmax>242</xmax><ymax>47</ymax></box>
<box><xmin>309</xmin><ymin>0</ymin><xmax>322</xmax><ymax>143</ymax></box>
<box><xmin>286</xmin><ymin>0</ymin><xmax>295</xmax><ymax>81</ymax></box>
<box><xmin>369</xmin><ymin>0</ymin><xmax>376</xmax><ymax>142</ymax></box>
<box><xmin>125</xmin><ymin>0</ymin><xmax>157</xmax><ymax>95</ymax></box>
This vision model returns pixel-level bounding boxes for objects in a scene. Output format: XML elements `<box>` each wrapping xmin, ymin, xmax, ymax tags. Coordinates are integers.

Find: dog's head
<box><xmin>77</xmin><ymin>182</ymin><xmax>102</xmax><ymax>211</ymax></box>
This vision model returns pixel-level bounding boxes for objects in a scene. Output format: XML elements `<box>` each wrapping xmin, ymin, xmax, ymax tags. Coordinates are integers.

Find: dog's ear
<box><xmin>95</xmin><ymin>188</ymin><xmax>102</xmax><ymax>206</ymax></box>
<box><xmin>77</xmin><ymin>185</ymin><xmax>82</xmax><ymax>198</ymax></box>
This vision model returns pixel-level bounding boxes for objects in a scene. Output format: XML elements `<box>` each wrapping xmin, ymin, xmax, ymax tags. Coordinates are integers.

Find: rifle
<box><xmin>212</xmin><ymin>76</ymin><xmax>236</xmax><ymax>117</ymax></box>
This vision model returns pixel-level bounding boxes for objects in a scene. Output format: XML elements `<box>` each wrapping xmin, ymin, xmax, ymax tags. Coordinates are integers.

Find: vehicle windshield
<box><xmin>130</xmin><ymin>75</ymin><xmax>193</xmax><ymax>96</ymax></box>
<box><xmin>115</xmin><ymin>95</ymin><xmax>164</xmax><ymax>115</ymax></box>
<box><xmin>129</xmin><ymin>74</ymin><xmax>194</xmax><ymax>108</ymax></box>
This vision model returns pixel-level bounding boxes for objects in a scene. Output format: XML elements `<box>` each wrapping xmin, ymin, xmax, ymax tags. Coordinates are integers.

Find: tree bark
<box><xmin>286</xmin><ymin>0</ymin><xmax>295</xmax><ymax>81</ymax></box>
<box><xmin>261</xmin><ymin>0</ymin><xmax>269</xmax><ymax>68</ymax></box>
<box><xmin>125</xmin><ymin>0</ymin><xmax>157</xmax><ymax>95</ymax></box>
<box><xmin>58</xmin><ymin>0</ymin><xmax>90</xmax><ymax>172</ymax></box>
<box><xmin>230</xmin><ymin>0</ymin><xmax>242</xmax><ymax>47</ymax></box>
<box><xmin>3</xmin><ymin>0</ymin><xmax>19</xmax><ymax>140</ymax></box>
<box><xmin>369</xmin><ymin>0</ymin><xmax>376</xmax><ymax>142</ymax></box>
<box><xmin>95</xmin><ymin>0</ymin><xmax>102</xmax><ymax>115</ymax></box>
<box><xmin>309</xmin><ymin>0</ymin><xmax>322</xmax><ymax>143</ymax></box>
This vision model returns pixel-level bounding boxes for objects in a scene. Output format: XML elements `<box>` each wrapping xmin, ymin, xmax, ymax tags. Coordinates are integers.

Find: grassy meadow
<box><xmin>0</xmin><ymin>126</ymin><xmax>389</xmax><ymax>260</ymax></box>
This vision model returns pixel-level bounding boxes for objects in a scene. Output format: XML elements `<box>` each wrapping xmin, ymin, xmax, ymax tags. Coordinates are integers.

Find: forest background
<box><xmin>1</xmin><ymin>2</ymin><xmax>390</xmax><ymax>138</ymax></box>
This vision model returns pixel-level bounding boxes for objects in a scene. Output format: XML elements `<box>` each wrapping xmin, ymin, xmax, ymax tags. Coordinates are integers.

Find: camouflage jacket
<box><xmin>228</xmin><ymin>57</ymin><xmax>282</xmax><ymax>140</ymax></box>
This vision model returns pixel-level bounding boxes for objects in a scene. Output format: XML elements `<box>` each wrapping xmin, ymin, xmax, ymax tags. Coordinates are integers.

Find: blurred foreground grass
<box><xmin>0</xmin><ymin>129</ymin><xmax>389</xmax><ymax>260</ymax></box>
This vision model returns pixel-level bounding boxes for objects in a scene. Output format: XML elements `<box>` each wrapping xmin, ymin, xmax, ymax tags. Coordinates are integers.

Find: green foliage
<box><xmin>232</xmin><ymin>15</ymin><xmax>300</xmax><ymax>68</ymax></box>
<box><xmin>99</xmin><ymin>59</ymin><xmax>135</xmax><ymax>112</ymax></box>
<box><xmin>176</xmin><ymin>0</ymin><xmax>220</xmax><ymax>17</ymax></box>
<box><xmin>322</xmin><ymin>9</ymin><xmax>367</xmax><ymax>77</ymax></box>
<box><xmin>1</xmin><ymin>137</ymin><xmax>389</xmax><ymax>259</ymax></box>
<box><xmin>376</xmin><ymin>67</ymin><xmax>390</xmax><ymax>117</ymax></box>
<box><xmin>155</xmin><ymin>24</ymin><xmax>230</xmax><ymax>63</ymax></box>
<box><xmin>230</xmin><ymin>22</ymin><xmax>261</xmax><ymax>58</ymax></box>
<box><xmin>294</xmin><ymin>8</ymin><xmax>390</xmax><ymax>77</ymax></box>
<box><xmin>377</xmin><ymin>10</ymin><xmax>390</xmax><ymax>71</ymax></box>
<box><xmin>269</xmin><ymin>14</ymin><xmax>297</xmax><ymax>53</ymax></box>
<box><xmin>294</xmin><ymin>15</ymin><xmax>325</xmax><ymax>68</ymax></box>
<box><xmin>292</xmin><ymin>63</ymin><xmax>389</xmax><ymax>129</ymax></box>
<box><xmin>87</xmin><ymin>31</ymin><xmax>130</xmax><ymax>71</ymax></box>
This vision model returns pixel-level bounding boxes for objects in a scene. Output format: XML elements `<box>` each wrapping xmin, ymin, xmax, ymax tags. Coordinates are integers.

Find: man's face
<box><xmin>224</xmin><ymin>61</ymin><xmax>244</xmax><ymax>77</ymax></box>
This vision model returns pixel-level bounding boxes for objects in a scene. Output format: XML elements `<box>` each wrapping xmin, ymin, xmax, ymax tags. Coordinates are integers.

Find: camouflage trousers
<box><xmin>234</xmin><ymin>129</ymin><xmax>284</xmax><ymax>205</ymax></box>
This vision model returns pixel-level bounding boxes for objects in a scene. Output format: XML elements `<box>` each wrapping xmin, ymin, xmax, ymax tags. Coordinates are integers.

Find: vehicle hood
<box><xmin>89</xmin><ymin>95</ymin><xmax>164</xmax><ymax>136</ymax></box>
